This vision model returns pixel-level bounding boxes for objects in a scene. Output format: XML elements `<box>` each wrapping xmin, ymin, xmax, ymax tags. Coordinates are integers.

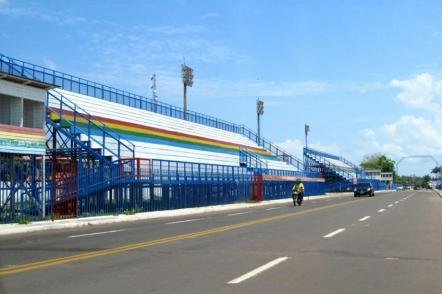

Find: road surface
<box><xmin>1</xmin><ymin>190</ymin><xmax>441</xmax><ymax>294</ymax></box>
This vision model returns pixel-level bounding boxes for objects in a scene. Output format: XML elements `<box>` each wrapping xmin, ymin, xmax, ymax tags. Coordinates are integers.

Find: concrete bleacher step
<box><xmin>48</xmin><ymin>89</ymin><xmax>300</xmax><ymax>171</ymax></box>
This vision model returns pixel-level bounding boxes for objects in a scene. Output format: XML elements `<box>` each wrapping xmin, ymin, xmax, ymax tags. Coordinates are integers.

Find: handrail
<box><xmin>1</xmin><ymin>53</ymin><xmax>304</xmax><ymax>168</ymax></box>
<box><xmin>239</xmin><ymin>148</ymin><xmax>268</xmax><ymax>169</ymax></box>
<box><xmin>48</xmin><ymin>91</ymin><xmax>135</xmax><ymax>161</ymax></box>
<box><xmin>304</xmin><ymin>152</ymin><xmax>355</xmax><ymax>181</ymax></box>
<box><xmin>304</xmin><ymin>147</ymin><xmax>363</xmax><ymax>172</ymax></box>
<box><xmin>50</xmin><ymin>89</ymin><xmax>135</xmax><ymax>157</ymax></box>
<box><xmin>241</xmin><ymin>126</ymin><xmax>303</xmax><ymax>170</ymax></box>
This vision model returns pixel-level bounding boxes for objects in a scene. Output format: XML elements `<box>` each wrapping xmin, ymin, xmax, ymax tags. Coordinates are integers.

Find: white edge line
<box><xmin>228</xmin><ymin>212</ymin><xmax>251</xmax><ymax>216</ymax></box>
<box><xmin>378</xmin><ymin>209</ymin><xmax>385</xmax><ymax>212</ymax></box>
<box><xmin>165</xmin><ymin>218</ymin><xmax>203</xmax><ymax>225</ymax></box>
<box><xmin>227</xmin><ymin>257</ymin><xmax>289</xmax><ymax>284</ymax></box>
<box><xmin>265</xmin><ymin>207</ymin><xmax>282</xmax><ymax>211</ymax></box>
<box><xmin>323</xmin><ymin>228</ymin><xmax>346</xmax><ymax>238</ymax></box>
<box><xmin>68</xmin><ymin>229</ymin><xmax>124</xmax><ymax>238</ymax></box>
<box><xmin>358</xmin><ymin>216</ymin><xmax>371</xmax><ymax>222</ymax></box>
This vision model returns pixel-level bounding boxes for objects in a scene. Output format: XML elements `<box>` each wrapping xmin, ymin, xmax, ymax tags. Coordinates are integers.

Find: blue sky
<box><xmin>2</xmin><ymin>0</ymin><xmax>442</xmax><ymax>175</ymax></box>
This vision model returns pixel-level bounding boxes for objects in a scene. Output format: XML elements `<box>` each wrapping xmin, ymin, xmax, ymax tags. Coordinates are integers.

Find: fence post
<box><xmin>42</xmin><ymin>155</ymin><xmax>46</xmax><ymax>218</ymax></box>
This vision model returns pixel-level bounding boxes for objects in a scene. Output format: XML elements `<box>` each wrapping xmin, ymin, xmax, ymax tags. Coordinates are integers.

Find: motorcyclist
<box><xmin>292</xmin><ymin>179</ymin><xmax>305</xmax><ymax>206</ymax></box>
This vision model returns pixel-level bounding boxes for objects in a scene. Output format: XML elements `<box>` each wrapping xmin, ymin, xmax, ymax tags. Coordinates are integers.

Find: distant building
<box><xmin>365</xmin><ymin>169</ymin><xmax>393</xmax><ymax>189</ymax></box>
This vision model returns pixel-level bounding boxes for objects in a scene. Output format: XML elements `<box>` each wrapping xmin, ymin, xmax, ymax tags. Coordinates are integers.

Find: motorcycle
<box><xmin>292</xmin><ymin>189</ymin><xmax>304</xmax><ymax>206</ymax></box>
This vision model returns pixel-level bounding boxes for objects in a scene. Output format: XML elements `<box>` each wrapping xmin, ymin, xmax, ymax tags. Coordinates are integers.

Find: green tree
<box><xmin>360</xmin><ymin>154</ymin><xmax>396</xmax><ymax>173</ymax></box>
<box><xmin>421</xmin><ymin>175</ymin><xmax>431</xmax><ymax>189</ymax></box>
<box><xmin>431</xmin><ymin>166</ymin><xmax>441</xmax><ymax>174</ymax></box>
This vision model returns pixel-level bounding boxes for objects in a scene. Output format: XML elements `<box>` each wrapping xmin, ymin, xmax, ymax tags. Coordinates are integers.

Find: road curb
<box><xmin>1</xmin><ymin>194</ymin><xmax>342</xmax><ymax>236</ymax></box>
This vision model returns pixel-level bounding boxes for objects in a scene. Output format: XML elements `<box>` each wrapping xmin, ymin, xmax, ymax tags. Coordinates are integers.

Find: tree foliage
<box><xmin>395</xmin><ymin>174</ymin><xmax>431</xmax><ymax>189</ymax></box>
<box><xmin>431</xmin><ymin>166</ymin><xmax>441</xmax><ymax>174</ymax></box>
<box><xmin>360</xmin><ymin>153</ymin><xmax>395</xmax><ymax>173</ymax></box>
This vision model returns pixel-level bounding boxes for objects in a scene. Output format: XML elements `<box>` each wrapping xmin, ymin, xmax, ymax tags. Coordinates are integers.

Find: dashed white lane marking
<box><xmin>68</xmin><ymin>229</ymin><xmax>125</xmax><ymax>238</ymax></box>
<box><xmin>388</xmin><ymin>204</ymin><xmax>394</xmax><ymax>207</ymax></box>
<box><xmin>395</xmin><ymin>201</ymin><xmax>399</xmax><ymax>204</ymax></box>
<box><xmin>266</xmin><ymin>207</ymin><xmax>282</xmax><ymax>211</ymax></box>
<box><xmin>358</xmin><ymin>216</ymin><xmax>371</xmax><ymax>222</ymax></box>
<box><xmin>165</xmin><ymin>218</ymin><xmax>203</xmax><ymax>225</ymax></box>
<box><xmin>323</xmin><ymin>228</ymin><xmax>346</xmax><ymax>238</ymax></box>
<box><xmin>378</xmin><ymin>209</ymin><xmax>385</xmax><ymax>213</ymax></box>
<box><xmin>227</xmin><ymin>257</ymin><xmax>289</xmax><ymax>284</ymax></box>
<box><xmin>228</xmin><ymin>212</ymin><xmax>251</xmax><ymax>216</ymax></box>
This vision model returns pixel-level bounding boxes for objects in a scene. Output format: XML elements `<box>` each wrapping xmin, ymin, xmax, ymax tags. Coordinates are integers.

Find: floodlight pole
<box><xmin>256</xmin><ymin>99</ymin><xmax>264</xmax><ymax>145</ymax></box>
<box><xmin>305</xmin><ymin>124</ymin><xmax>310</xmax><ymax>148</ymax></box>
<box><xmin>183</xmin><ymin>84</ymin><xmax>188</xmax><ymax>119</ymax></box>
<box><xmin>182</xmin><ymin>63</ymin><xmax>194</xmax><ymax>120</ymax></box>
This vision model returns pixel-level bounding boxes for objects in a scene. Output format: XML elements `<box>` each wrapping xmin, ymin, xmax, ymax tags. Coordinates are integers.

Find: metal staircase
<box><xmin>45</xmin><ymin>90</ymin><xmax>136</xmax><ymax>218</ymax></box>
<box><xmin>303</xmin><ymin>147</ymin><xmax>358</xmax><ymax>185</ymax></box>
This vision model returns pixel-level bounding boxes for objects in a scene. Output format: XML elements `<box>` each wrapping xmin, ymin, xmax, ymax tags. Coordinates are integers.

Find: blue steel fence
<box><xmin>0</xmin><ymin>53</ymin><xmax>304</xmax><ymax>169</ymax></box>
<box><xmin>0</xmin><ymin>154</ymin><xmax>50</xmax><ymax>223</ymax></box>
<box><xmin>0</xmin><ymin>153</ymin><xmax>328</xmax><ymax>223</ymax></box>
<box><xmin>263</xmin><ymin>181</ymin><xmax>327</xmax><ymax>201</ymax></box>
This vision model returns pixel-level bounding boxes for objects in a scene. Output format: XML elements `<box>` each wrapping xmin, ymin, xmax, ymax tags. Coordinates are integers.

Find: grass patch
<box><xmin>123</xmin><ymin>209</ymin><xmax>136</xmax><ymax>215</ymax></box>
<box><xmin>18</xmin><ymin>218</ymin><xmax>30</xmax><ymax>225</ymax></box>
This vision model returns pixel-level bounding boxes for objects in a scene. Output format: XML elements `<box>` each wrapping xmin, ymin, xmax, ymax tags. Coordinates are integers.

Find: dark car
<box><xmin>354</xmin><ymin>183</ymin><xmax>374</xmax><ymax>197</ymax></box>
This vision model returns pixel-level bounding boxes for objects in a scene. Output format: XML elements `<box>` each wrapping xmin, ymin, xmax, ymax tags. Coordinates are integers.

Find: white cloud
<box><xmin>41</xmin><ymin>58</ymin><xmax>58</xmax><ymax>70</ymax></box>
<box><xmin>389</xmin><ymin>73</ymin><xmax>442</xmax><ymax>113</ymax></box>
<box><xmin>347</xmin><ymin>73</ymin><xmax>442</xmax><ymax>175</ymax></box>
<box><xmin>199</xmin><ymin>13</ymin><xmax>220</xmax><ymax>20</ymax></box>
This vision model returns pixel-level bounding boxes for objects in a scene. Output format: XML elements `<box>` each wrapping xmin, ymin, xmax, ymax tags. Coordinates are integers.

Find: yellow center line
<box><xmin>0</xmin><ymin>198</ymin><xmax>367</xmax><ymax>276</ymax></box>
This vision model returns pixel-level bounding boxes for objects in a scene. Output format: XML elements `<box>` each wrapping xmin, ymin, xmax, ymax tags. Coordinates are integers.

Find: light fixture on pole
<box><xmin>305</xmin><ymin>124</ymin><xmax>310</xmax><ymax>148</ymax></box>
<box><xmin>150</xmin><ymin>73</ymin><xmax>158</xmax><ymax>102</ymax></box>
<box><xmin>257</xmin><ymin>99</ymin><xmax>264</xmax><ymax>144</ymax></box>
<box><xmin>182</xmin><ymin>63</ymin><xmax>194</xmax><ymax>120</ymax></box>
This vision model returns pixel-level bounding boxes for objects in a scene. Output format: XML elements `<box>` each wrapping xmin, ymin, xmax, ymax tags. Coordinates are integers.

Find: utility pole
<box><xmin>150</xmin><ymin>73</ymin><xmax>158</xmax><ymax>113</ymax></box>
<box><xmin>150</xmin><ymin>73</ymin><xmax>158</xmax><ymax>102</ymax></box>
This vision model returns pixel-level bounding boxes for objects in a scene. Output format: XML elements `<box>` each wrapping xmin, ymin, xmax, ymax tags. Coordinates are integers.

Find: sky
<box><xmin>1</xmin><ymin>0</ymin><xmax>442</xmax><ymax>176</ymax></box>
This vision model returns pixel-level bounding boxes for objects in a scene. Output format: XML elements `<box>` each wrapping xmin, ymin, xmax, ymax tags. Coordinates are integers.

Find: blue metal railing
<box><xmin>239</xmin><ymin>148</ymin><xmax>268</xmax><ymax>169</ymax></box>
<box><xmin>0</xmin><ymin>53</ymin><xmax>303</xmax><ymax>169</ymax></box>
<box><xmin>304</xmin><ymin>152</ymin><xmax>355</xmax><ymax>182</ymax></box>
<box><xmin>47</xmin><ymin>90</ymin><xmax>135</xmax><ymax>161</ymax></box>
<box><xmin>304</xmin><ymin>147</ymin><xmax>363</xmax><ymax>173</ymax></box>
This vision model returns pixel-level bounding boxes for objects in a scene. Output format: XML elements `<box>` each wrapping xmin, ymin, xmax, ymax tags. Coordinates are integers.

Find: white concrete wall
<box><xmin>0</xmin><ymin>79</ymin><xmax>46</xmax><ymax>102</ymax></box>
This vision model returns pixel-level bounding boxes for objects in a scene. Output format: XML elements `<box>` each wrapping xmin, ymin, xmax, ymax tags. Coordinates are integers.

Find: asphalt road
<box><xmin>0</xmin><ymin>190</ymin><xmax>441</xmax><ymax>294</ymax></box>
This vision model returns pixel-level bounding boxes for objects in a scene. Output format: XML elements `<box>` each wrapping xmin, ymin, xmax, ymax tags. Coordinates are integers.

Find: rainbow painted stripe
<box><xmin>49</xmin><ymin>109</ymin><xmax>275</xmax><ymax>158</ymax></box>
<box><xmin>0</xmin><ymin>124</ymin><xmax>45</xmax><ymax>155</ymax></box>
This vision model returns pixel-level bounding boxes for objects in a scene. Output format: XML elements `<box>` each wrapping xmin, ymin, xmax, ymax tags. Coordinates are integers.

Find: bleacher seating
<box><xmin>48</xmin><ymin>89</ymin><xmax>295</xmax><ymax>170</ymax></box>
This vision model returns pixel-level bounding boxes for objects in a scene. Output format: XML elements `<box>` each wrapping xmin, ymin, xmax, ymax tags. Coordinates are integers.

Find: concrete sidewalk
<box><xmin>0</xmin><ymin>191</ymin><xmax>395</xmax><ymax>236</ymax></box>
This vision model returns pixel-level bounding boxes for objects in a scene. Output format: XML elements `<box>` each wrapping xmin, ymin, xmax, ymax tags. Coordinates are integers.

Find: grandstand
<box><xmin>303</xmin><ymin>147</ymin><xmax>386</xmax><ymax>191</ymax></box>
<box><xmin>1</xmin><ymin>53</ymin><xmax>330</xmax><ymax>223</ymax></box>
<box><xmin>0</xmin><ymin>53</ymin><xmax>388</xmax><ymax>223</ymax></box>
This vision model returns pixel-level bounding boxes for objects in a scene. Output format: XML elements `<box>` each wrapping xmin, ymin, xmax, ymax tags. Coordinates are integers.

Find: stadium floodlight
<box><xmin>182</xmin><ymin>64</ymin><xmax>194</xmax><ymax>119</ymax></box>
<box><xmin>257</xmin><ymin>99</ymin><xmax>264</xmax><ymax>142</ymax></box>
<box><xmin>305</xmin><ymin>124</ymin><xmax>310</xmax><ymax>148</ymax></box>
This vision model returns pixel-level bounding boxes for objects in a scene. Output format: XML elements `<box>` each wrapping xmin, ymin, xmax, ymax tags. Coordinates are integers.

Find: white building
<box><xmin>365</xmin><ymin>169</ymin><xmax>393</xmax><ymax>188</ymax></box>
